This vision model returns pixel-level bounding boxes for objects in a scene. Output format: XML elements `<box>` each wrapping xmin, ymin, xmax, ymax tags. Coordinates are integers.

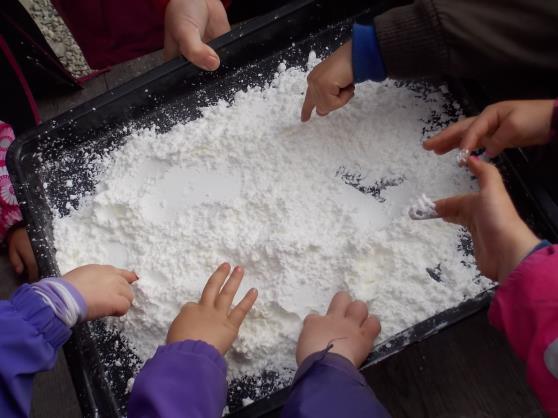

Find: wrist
<box><xmin>498</xmin><ymin>225</ymin><xmax>540</xmax><ymax>283</ymax></box>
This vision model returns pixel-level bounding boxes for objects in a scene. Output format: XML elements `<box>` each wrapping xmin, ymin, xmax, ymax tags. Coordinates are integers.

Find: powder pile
<box><xmin>53</xmin><ymin>54</ymin><xmax>491</xmax><ymax>384</ymax></box>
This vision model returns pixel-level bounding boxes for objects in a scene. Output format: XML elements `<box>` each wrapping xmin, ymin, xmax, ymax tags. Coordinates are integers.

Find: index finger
<box><xmin>461</xmin><ymin>107</ymin><xmax>500</xmax><ymax>152</ymax></box>
<box><xmin>423</xmin><ymin>117</ymin><xmax>476</xmax><ymax>154</ymax></box>
<box><xmin>301</xmin><ymin>89</ymin><xmax>315</xmax><ymax>122</ymax></box>
<box><xmin>434</xmin><ymin>195</ymin><xmax>468</xmax><ymax>225</ymax></box>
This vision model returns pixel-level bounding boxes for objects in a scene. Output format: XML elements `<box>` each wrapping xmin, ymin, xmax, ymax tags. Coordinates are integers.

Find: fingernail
<box><xmin>204</xmin><ymin>55</ymin><xmax>219</xmax><ymax>71</ymax></box>
<box><xmin>249</xmin><ymin>288</ymin><xmax>258</xmax><ymax>295</ymax></box>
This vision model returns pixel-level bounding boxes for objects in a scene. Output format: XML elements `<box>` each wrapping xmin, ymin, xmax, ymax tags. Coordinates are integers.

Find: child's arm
<box><xmin>0</xmin><ymin>285</ymin><xmax>71</xmax><ymax>417</ymax></box>
<box><xmin>281</xmin><ymin>292</ymin><xmax>390</xmax><ymax>418</ymax></box>
<box><xmin>433</xmin><ymin>157</ymin><xmax>557</xmax><ymax>415</ymax></box>
<box><xmin>423</xmin><ymin>99</ymin><xmax>558</xmax><ymax>158</ymax></box>
<box><xmin>488</xmin><ymin>245</ymin><xmax>558</xmax><ymax>416</ymax></box>
<box><xmin>0</xmin><ymin>265</ymin><xmax>137</xmax><ymax>417</ymax></box>
<box><xmin>127</xmin><ymin>263</ymin><xmax>257</xmax><ymax>418</ymax></box>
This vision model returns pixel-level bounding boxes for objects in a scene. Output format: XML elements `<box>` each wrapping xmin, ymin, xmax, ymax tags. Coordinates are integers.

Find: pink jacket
<box><xmin>489</xmin><ymin>244</ymin><xmax>558</xmax><ymax>417</ymax></box>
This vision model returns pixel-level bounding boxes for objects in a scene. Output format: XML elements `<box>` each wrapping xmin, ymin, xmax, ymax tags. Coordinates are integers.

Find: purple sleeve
<box><xmin>128</xmin><ymin>340</ymin><xmax>228</xmax><ymax>418</ymax></box>
<box><xmin>281</xmin><ymin>351</ymin><xmax>391</xmax><ymax>418</ymax></box>
<box><xmin>0</xmin><ymin>285</ymin><xmax>71</xmax><ymax>417</ymax></box>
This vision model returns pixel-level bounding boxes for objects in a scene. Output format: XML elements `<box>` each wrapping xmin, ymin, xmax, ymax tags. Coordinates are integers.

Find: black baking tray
<box><xmin>7</xmin><ymin>0</ymin><xmax>558</xmax><ymax>417</ymax></box>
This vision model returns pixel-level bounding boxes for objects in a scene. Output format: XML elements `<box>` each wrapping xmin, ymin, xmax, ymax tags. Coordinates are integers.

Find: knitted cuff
<box><xmin>373</xmin><ymin>1</ymin><xmax>448</xmax><ymax>79</ymax></box>
<box><xmin>32</xmin><ymin>278</ymin><xmax>88</xmax><ymax>327</ymax></box>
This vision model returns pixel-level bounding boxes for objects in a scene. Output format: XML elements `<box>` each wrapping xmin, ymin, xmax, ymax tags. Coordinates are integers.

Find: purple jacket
<box><xmin>0</xmin><ymin>284</ymin><xmax>389</xmax><ymax>418</ymax></box>
<box><xmin>0</xmin><ymin>285</ymin><xmax>70</xmax><ymax>418</ymax></box>
<box><xmin>128</xmin><ymin>341</ymin><xmax>390</xmax><ymax>418</ymax></box>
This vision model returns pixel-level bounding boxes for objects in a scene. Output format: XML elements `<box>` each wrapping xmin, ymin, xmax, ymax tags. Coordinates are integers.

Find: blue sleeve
<box><xmin>281</xmin><ymin>351</ymin><xmax>391</xmax><ymax>418</ymax></box>
<box><xmin>0</xmin><ymin>285</ymin><xmax>71</xmax><ymax>418</ymax></box>
<box><xmin>352</xmin><ymin>23</ymin><xmax>387</xmax><ymax>83</ymax></box>
<box><xmin>128</xmin><ymin>340</ymin><xmax>228</xmax><ymax>418</ymax></box>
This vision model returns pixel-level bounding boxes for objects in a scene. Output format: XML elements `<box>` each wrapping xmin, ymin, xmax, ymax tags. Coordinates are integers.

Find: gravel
<box><xmin>20</xmin><ymin>0</ymin><xmax>92</xmax><ymax>77</ymax></box>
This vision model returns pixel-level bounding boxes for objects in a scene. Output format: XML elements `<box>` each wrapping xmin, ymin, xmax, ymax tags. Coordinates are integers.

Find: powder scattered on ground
<box><xmin>53</xmin><ymin>55</ymin><xmax>491</xmax><ymax>385</ymax></box>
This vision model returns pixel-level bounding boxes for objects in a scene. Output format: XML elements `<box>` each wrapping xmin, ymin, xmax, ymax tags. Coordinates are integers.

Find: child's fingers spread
<box><xmin>327</xmin><ymin>291</ymin><xmax>352</xmax><ymax>316</ymax></box>
<box><xmin>345</xmin><ymin>300</ymin><xmax>368</xmax><ymax>325</ymax></box>
<box><xmin>361</xmin><ymin>315</ymin><xmax>381</xmax><ymax>341</ymax></box>
<box><xmin>200</xmin><ymin>263</ymin><xmax>231</xmax><ymax>305</ymax></box>
<box><xmin>301</xmin><ymin>90</ymin><xmax>315</xmax><ymax>122</ymax></box>
<box><xmin>216</xmin><ymin>266</ymin><xmax>244</xmax><ymax>311</ymax></box>
<box><xmin>229</xmin><ymin>288</ymin><xmax>258</xmax><ymax>327</ymax></box>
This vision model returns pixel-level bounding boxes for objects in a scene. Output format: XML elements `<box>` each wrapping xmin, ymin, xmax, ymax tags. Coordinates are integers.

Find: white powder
<box><xmin>53</xmin><ymin>55</ymin><xmax>490</xmax><ymax>386</ymax></box>
<box><xmin>456</xmin><ymin>149</ymin><xmax>470</xmax><ymax>166</ymax></box>
<box><xmin>408</xmin><ymin>194</ymin><xmax>438</xmax><ymax>220</ymax></box>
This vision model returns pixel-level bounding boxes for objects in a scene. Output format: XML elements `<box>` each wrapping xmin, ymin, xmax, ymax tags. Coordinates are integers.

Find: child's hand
<box><xmin>435</xmin><ymin>157</ymin><xmax>540</xmax><ymax>282</ymax></box>
<box><xmin>166</xmin><ymin>263</ymin><xmax>258</xmax><ymax>355</ymax></box>
<box><xmin>296</xmin><ymin>291</ymin><xmax>380</xmax><ymax>367</ymax></box>
<box><xmin>63</xmin><ymin>265</ymin><xmax>138</xmax><ymax>320</ymax></box>
<box><xmin>164</xmin><ymin>0</ymin><xmax>230</xmax><ymax>70</ymax></box>
<box><xmin>301</xmin><ymin>42</ymin><xmax>355</xmax><ymax>122</ymax></box>
<box><xmin>7</xmin><ymin>226</ymin><xmax>38</xmax><ymax>282</ymax></box>
<box><xmin>423</xmin><ymin>100</ymin><xmax>555</xmax><ymax>157</ymax></box>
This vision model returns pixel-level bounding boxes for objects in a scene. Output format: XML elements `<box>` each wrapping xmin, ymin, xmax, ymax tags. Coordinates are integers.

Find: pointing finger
<box><xmin>301</xmin><ymin>89</ymin><xmax>315</xmax><ymax>122</ymax></box>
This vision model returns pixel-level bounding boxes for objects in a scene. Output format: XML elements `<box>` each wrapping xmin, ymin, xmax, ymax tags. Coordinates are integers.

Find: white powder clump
<box><xmin>53</xmin><ymin>54</ymin><xmax>490</xmax><ymax>384</ymax></box>
<box><xmin>408</xmin><ymin>194</ymin><xmax>438</xmax><ymax>220</ymax></box>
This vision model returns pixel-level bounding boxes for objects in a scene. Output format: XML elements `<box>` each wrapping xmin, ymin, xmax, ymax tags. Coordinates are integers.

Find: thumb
<box><xmin>336</xmin><ymin>85</ymin><xmax>355</xmax><ymax>108</ymax></box>
<box><xmin>466</xmin><ymin>156</ymin><xmax>502</xmax><ymax>191</ymax></box>
<box><xmin>176</xmin><ymin>25</ymin><xmax>220</xmax><ymax>71</ymax></box>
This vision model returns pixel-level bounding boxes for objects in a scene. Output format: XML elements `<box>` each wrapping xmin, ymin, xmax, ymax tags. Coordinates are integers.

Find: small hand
<box><xmin>63</xmin><ymin>265</ymin><xmax>138</xmax><ymax>320</ymax></box>
<box><xmin>423</xmin><ymin>100</ymin><xmax>554</xmax><ymax>157</ymax></box>
<box><xmin>301</xmin><ymin>42</ymin><xmax>355</xmax><ymax>122</ymax></box>
<box><xmin>435</xmin><ymin>157</ymin><xmax>540</xmax><ymax>282</ymax></box>
<box><xmin>296</xmin><ymin>291</ymin><xmax>381</xmax><ymax>367</ymax></box>
<box><xmin>166</xmin><ymin>263</ymin><xmax>258</xmax><ymax>354</ymax></box>
<box><xmin>8</xmin><ymin>226</ymin><xmax>38</xmax><ymax>282</ymax></box>
<box><xmin>164</xmin><ymin>0</ymin><xmax>230</xmax><ymax>70</ymax></box>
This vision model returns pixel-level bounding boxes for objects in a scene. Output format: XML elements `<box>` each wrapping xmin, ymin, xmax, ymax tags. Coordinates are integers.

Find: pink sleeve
<box><xmin>488</xmin><ymin>244</ymin><xmax>558</xmax><ymax>417</ymax></box>
<box><xmin>0</xmin><ymin>122</ymin><xmax>23</xmax><ymax>242</ymax></box>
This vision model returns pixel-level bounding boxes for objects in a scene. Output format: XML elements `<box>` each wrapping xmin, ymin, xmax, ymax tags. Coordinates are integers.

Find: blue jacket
<box><xmin>0</xmin><ymin>285</ymin><xmax>390</xmax><ymax>418</ymax></box>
